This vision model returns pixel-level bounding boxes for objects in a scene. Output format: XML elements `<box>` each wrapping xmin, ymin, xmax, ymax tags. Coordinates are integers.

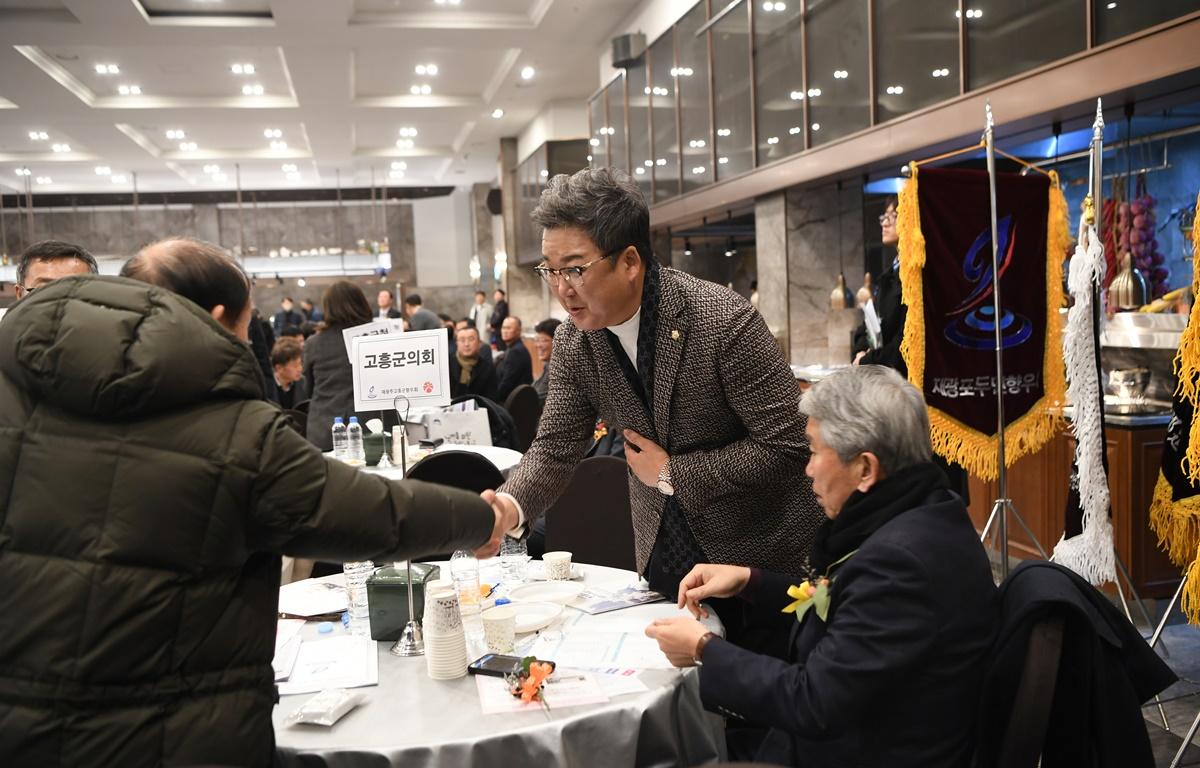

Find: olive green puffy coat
<box><xmin>0</xmin><ymin>276</ymin><xmax>493</xmax><ymax>767</ymax></box>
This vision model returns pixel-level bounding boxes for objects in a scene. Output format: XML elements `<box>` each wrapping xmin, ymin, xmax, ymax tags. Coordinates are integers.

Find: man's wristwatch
<box><xmin>693</xmin><ymin>631</ymin><xmax>716</xmax><ymax>665</ymax></box>
<box><xmin>656</xmin><ymin>460</ymin><xmax>675</xmax><ymax>496</ymax></box>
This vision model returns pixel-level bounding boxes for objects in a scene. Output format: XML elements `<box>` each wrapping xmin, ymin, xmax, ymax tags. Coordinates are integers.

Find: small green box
<box><xmin>366</xmin><ymin>562</ymin><xmax>441</xmax><ymax>641</ymax></box>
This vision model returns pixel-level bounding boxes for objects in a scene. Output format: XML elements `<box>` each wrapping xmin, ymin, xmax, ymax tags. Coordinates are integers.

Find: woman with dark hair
<box><xmin>303</xmin><ymin>280</ymin><xmax>375</xmax><ymax>449</ymax></box>
<box><xmin>0</xmin><ymin>238</ymin><xmax>501</xmax><ymax>767</ymax></box>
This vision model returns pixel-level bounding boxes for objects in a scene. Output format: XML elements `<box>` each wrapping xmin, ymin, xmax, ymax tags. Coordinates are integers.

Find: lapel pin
<box><xmin>671</xmin><ymin>329</ymin><xmax>680</xmax><ymax>340</ymax></box>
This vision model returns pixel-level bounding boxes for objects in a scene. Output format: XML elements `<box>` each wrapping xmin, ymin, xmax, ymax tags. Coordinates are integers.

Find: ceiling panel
<box><xmin>41</xmin><ymin>45</ymin><xmax>291</xmax><ymax>101</ymax></box>
<box><xmin>352</xmin><ymin>0</ymin><xmax>532</xmax><ymax>12</ymax></box>
<box><xmin>127</xmin><ymin>121</ymin><xmax>309</xmax><ymax>154</ymax></box>
<box><xmin>138</xmin><ymin>0</ymin><xmax>272</xmax><ymax>14</ymax></box>
<box><xmin>354</xmin><ymin>46</ymin><xmax>512</xmax><ymax>99</ymax></box>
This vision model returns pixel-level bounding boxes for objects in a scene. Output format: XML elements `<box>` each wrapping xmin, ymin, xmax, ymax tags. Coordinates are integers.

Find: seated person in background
<box><xmin>494</xmin><ymin>315</ymin><xmax>533</xmax><ymax>402</ymax></box>
<box><xmin>531</xmin><ymin>317</ymin><xmax>561</xmax><ymax>404</ymax></box>
<box><xmin>450</xmin><ymin>324</ymin><xmax>498</xmax><ymax>400</ymax></box>
<box><xmin>0</xmin><ymin>236</ymin><xmax>503</xmax><ymax>768</ymax></box>
<box><xmin>271</xmin><ymin>336</ymin><xmax>309</xmax><ymax>410</ymax></box>
<box><xmin>14</xmin><ymin>239</ymin><xmax>98</xmax><ymax>300</ymax></box>
<box><xmin>646</xmin><ymin>365</ymin><xmax>997</xmax><ymax>768</ymax></box>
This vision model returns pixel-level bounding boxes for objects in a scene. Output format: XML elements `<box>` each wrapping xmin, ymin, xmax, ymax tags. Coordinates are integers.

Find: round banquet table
<box><xmin>273</xmin><ymin>562</ymin><xmax>726</xmax><ymax>767</ymax></box>
<box><xmin>328</xmin><ymin>443</ymin><xmax>523</xmax><ymax>480</ymax></box>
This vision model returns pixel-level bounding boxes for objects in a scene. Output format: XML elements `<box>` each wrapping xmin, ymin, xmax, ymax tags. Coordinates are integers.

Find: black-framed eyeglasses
<box><xmin>878</xmin><ymin>211</ymin><xmax>898</xmax><ymax>225</ymax></box>
<box><xmin>533</xmin><ymin>254</ymin><xmax>613</xmax><ymax>288</ymax></box>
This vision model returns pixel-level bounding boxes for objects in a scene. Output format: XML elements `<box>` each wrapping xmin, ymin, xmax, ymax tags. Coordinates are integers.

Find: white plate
<box><xmin>511</xmin><ymin>601</ymin><xmax>564</xmax><ymax>633</ymax></box>
<box><xmin>507</xmin><ymin>581</ymin><xmax>585</xmax><ymax>605</ymax></box>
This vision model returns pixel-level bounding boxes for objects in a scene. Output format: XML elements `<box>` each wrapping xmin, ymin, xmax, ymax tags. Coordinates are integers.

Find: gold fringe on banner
<box><xmin>898</xmin><ymin>166</ymin><xmax>1069</xmax><ymax>481</ymax></box>
<box><xmin>1181</xmin><ymin>194</ymin><xmax>1200</xmax><ymax>482</ymax></box>
<box><xmin>1150</xmin><ymin>473</ymin><xmax>1200</xmax><ymax>623</ymax></box>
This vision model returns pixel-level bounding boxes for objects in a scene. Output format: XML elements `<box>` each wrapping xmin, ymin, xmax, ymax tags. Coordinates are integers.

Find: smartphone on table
<box><xmin>467</xmin><ymin>654</ymin><xmax>556</xmax><ymax>678</ymax></box>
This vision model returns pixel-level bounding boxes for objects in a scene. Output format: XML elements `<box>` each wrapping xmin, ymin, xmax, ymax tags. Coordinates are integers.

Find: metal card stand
<box><xmin>389</xmin><ymin>394</ymin><xmax>424</xmax><ymax>657</ymax></box>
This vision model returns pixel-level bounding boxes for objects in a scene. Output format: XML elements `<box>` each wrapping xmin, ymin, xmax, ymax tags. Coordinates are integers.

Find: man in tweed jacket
<box><xmin>485</xmin><ymin>168</ymin><xmax>823</xmax><ymax>618</ymax></box>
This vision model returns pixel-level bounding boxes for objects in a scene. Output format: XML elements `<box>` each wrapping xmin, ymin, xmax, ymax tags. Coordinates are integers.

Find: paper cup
<box><xmin>423</xmin><ymin>588</ymin><xmax>463</xmax><ymax>635</ymax></box>
<box><xmin>543</xmin><ymin>551</ymin><xmax>573</xmax><ymax>581</ymax></box>
<box><xmin>482</xmin><ymin>605</ymin><xmax>517</xmax><ymax>653</ymax></box>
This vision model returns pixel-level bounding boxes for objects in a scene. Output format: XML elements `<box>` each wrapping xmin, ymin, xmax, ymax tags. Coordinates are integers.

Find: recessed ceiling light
<box><xmin>286</xmin><ymin>171</ymin><xmax>300</xmax><ymax>181</ymax></box>
<box><xmin>165</xmin><ymin>129</ymin><xmax>185</xmax><ymax>140</ymax></box>
<box><xmin>51</xmin><ymin>143</ymin><xmax>71</xmax><ymax>153</ymax></box>
<box><xmin>263</xmin><ymin>128</ymin><xmax>283</xmax><ymax>139</ymax></box>
<box><xmin>203</xmin><ymin>164</ymin><xmax>220</xmax><ymax>174</ymax></box>
<box><xmin>179</xmin><ymin>142</ymin><xmax>197</xmax><ymax>152</ymax></box>
<box><xmin>635</xmin><ymin>167</ymin><xmax>645</xmax><ymax>175</ymax></box>
<box><xmin>391</xmin><ymin>161</ymin><xmax>408</xmax><ymax>170</ymax></box>
<box><xmin>118</xmin><ymin>84</ymin><xmax>142</xmax><ymax>96</ymax></box>
<box><xmin>398</xmin><ymin>126</ymin><xmax>418</xmax><ymax>138</ymax></box>
<box><xmin>766</xmin><ymin>136</ymin><xmax>779</xmax><ymax>145</ymax></box>
<box><xmin>691</xmin><ymin>166</ymin><xmax>705</xmax><ymax>175</ymax></box>
<box><xmin>94</xmin><ymin>166</ymin><xmax>111</xmax><ymax>175</ymax></box>
<box><xmin>434</xmin><ymin>0</ymin><xmax>462</xmax><ymax>6</ymax></box>
<box><xmin>270</xmin><ymin>140</ymin><xmax>288</xmax><ymax>151</ymax></box>
<box><xmin>36</xmin><ymin>176</ymin><xmax>52</xmax><ymax>184</ymax></box>
<box><xmin>811</xmin><ymin>122</ymin><xmax>821</xmax><ymax>131</ymax></box>
<box><xmin>28</xmin><ymin>131</ymin><xmax>48</xmax><ymax>141</ymax></box>
<box><xmin>212</xmin><ymin>172</ymin><xmax>227</xmax><ymax>182</ymax></box>
<box><xmin>718</xmin><ymin>156</ymin><xmax>729</xmax><ymax>164</ymax></box>
<box><xmin>885</xmin><ymin>84</ymin><xmax>905</xmax><ymax>95</ymax></box>
<box><xmin>95</xmin><ymin>63</ymin><xmax>119</xmax><ymax>75</ymax></box>
<box><xmin>231</xmin><ymin>63</ymin><xmax>256</xmax><ymax>75</ymax></box>
<box><xmin>834</xmin><ymin>69</ymin><xmax>848</xmax><ymax>79</ymax></box>
<box><xmin>491</xmin><ymin>108</ymin><xmax>504</xmax><ymax>119</ymax></box>
<box><xmin>111</xmin><ymin>174</ymin><xmax>127</xmax><ymax>183</ymax></box>
<box><xmin>389</xmin><ymin>169</ymin><xmax>405</xmax><ymax>179</ymax></box>
<box><xmin>415</xmin><ymin>63</ymin><xmax>439</xmax><ymax>76</ymax></box>
<box><xmin>241</xmin><ymin>84</ymin><xmax>264</xmax><ymax>96</ymax></box>
<box><xmin>396</xmin><ymin>138</ymin><xmax>414</xmax><ymax>150</ymax></box>
<box><xmin>789</xmin><ymin>126</ymin><xmax>801</xmax><ymax>135</ymax></box>
<box><xmin>716</xmin><ymin>128</ymin><xmax>731</xmax><ymax>137</ymax></box>
<box><xmin>409</xmin><ymin>84</ymin><xmax>432</xmax><ymax>95</ymax></box>
<box><xmin>1106</xmin><ymin>1</ymin><xmax>1117</xmax><ymax>7</ymax></box>
<box><xmin>15</xmin><ymin>167</ymin><xmax>31</xmax><ymax>176</ymax></box>
<box><xmin>520</xmin><ymin>66</ymin><xmax>535</xmax><ymax>81</ymax></box>
<box><xmin>281</xmin><ymin>163</ymin><xmax>298</xmax><ymax>173</ymax></box>
<box><xmin>807</xmin><ymin>87</ymin><xmax>822</xmax><ymax>97</ymax></box>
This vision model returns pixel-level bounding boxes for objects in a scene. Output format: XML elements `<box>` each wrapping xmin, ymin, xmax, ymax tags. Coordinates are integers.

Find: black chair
<box><xmin>406</xmin><ymin>450</ymin><xmax>505</xmax><ymax>494</ymax></box>
<box><xmin>544</xmin><ymin>456</ymin><xmax>635</xmax><ymax>571</ymax></box>
<box><xmin>503</xmin><ymin>384</ymin><xmax>541</xmax><ymax>452</ymax></box>
<box><xmin>993</xmin><ymin>615</ymin><xmax>1064</xmax><ymax>768</ymax></box>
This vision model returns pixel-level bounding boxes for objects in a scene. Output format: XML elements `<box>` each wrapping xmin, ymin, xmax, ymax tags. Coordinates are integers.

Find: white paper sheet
<box><xmin>277</xmin><ymin>635</ymin><xmax>379</xmax><ymax>696</ymax></box>
<box><xmin>528</xmin><ymin>631</ymin><xmax>675</xmax><ymax>670</ymax></box>
<box><xmin>278</xmin><ymin>579</ymin><xmax>347</xmax><ymax>617</ymax></box>
<box><xmin>273</xmin><ymin>619</ymin><xmax>306</xmax><ymax>681</ymax></box>
<box><xmin>568</xmin><ymin>585</ymin><xmax>666</xmax><ymax>615</ymax></box>
<box><xmin>474</xmin><ymin>671</ymin><xmax>609</xmax><ymax>715</ymax></box>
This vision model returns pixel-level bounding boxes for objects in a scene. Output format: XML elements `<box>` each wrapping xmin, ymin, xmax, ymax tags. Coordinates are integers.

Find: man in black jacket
<box><xmin>450</xmin><ymin>325</ymin><xmax>498</xmax><ymax>400</ymax></box>
<box><xmin>488</xmin><ymin>288</ymin><xmax>509</xmax><ymax>346</ymax></box>
<box><xmin>646</xmin><ymin>365</ymin><xmax>997</xmax><ymax>767</ymax></box>
<box><xmin>494</xmin><ymin>315</ymin><xmax>533</xmax><ymax>402</ymax></box>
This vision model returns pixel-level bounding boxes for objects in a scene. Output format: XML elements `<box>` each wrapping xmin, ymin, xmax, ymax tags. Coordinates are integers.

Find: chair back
<box><xmin>406</xmin><ymin>450</ymin><xmax>505</xmax><ymax>494</ymax></box>
<box><xmin>282</xmin><ymin>409</ymin><xmax>308</xmax><ymax>439</ymax></box>
<box><xmin>544</xmin><ymin>456</ymin><xmax>635</xmax><ymax>571</ymax></box>
<box><xmin>994</xmin><ymin>614</ymin><xmax>1064</xmax><ymax>768</ymax></box>
<box><xmin>503</xmin><ymin>384</ymin><xmax>542</xmax><ymax>452</ymax></box>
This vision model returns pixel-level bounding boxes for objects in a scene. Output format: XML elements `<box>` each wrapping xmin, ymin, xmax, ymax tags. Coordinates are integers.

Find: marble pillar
<box><xmin>786</xmin><ymin>182</ymin><xmax>864</xmax><ymax>366</ymax></box>
<box><xmin>471</xmin><ymin>183</ymin><xmax>495</xmax><ymax>295</ymax></box>
<box><xmin>500</xmin><ymin>137</ymin><xmax>548</xmax><ymax>324</ymax></box>
<box><xmin>754</xmin><ymin>191</ymin><xmax>789</xmax><ymax>357</ymax></box>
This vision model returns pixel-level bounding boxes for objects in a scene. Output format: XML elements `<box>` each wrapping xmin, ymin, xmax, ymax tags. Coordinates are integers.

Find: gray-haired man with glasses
<box><xmin>482</xmin><ymin>167</ymin><xmax>823</xmax><ymax>650</ymax></box>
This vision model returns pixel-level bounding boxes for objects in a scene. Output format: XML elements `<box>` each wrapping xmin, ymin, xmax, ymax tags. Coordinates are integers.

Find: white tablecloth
<box><xmin>328</xmin><ymin>443</ymin><xmax>522</xmax><ymax>480</ymax></box>
<box><xmin>273</xmin><ymin>563</ymin><xmax>725</xmax><ymax>767</ymax></box>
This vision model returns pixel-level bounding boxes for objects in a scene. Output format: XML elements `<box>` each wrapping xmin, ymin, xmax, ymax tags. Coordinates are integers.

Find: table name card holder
<box><xmin>390</xmin><ymin>394</ymin><xmax>424</xmax><ymax>657</ymax></box>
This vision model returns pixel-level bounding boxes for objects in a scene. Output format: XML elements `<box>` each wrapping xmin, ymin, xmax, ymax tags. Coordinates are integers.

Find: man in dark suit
<box><xmin>494</xmin><ymin>315</ymin><xmax>533</xmax><ymax>402</ymax></box>
<box><xmin>272</xmin><ymin>297</ymin><xmax>304</xmax><ymax>335</ymax></box>
<box><xmin>646</xmin><ymin>366</ymin><xmax>998</xmax><ymax>768</ymax></box>
<box><xmin>482</xmin><ymin>168</ymin><xmax>823</xmax><ymax>644</ymax></box>
<box><xmin>449</xmin><ymin>325</ymin><xmax>497</xmax><ymax>400</ymax></box>
<box><xmin>376</xmin><ymin>289</ymin><xmax>402</xmax><ymax>320</ymax></box>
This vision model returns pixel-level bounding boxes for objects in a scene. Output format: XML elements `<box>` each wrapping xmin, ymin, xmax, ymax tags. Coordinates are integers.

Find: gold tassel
<box><xmin>1182</xmin><ymin>193</ymin><xmax>1200</xmax><ymax>481</ymax></box>
<box><xmin>898</xmin><ymin>162</ymin><xmax>926</xmax><ymax>389</ymax></box>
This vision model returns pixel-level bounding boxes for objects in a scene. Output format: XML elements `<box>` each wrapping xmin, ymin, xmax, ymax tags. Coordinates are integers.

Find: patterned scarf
<box><xmin>456</xmin><ymin>351</ymin><xmax>478</xmax><ymax>385</ymax></box>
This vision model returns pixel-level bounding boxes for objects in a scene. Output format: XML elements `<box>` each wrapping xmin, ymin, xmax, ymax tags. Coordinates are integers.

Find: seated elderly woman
<box><xmin>646</xmin><ymin>365</ymin><xmax>996</xmax><ymax>767</ymax></box>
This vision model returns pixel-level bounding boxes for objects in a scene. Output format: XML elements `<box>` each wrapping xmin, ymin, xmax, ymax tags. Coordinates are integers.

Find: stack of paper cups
<box><xmin>422</xmin><ymin>585</ymin><xmax>469</xmax><ymax>680</ymax></box>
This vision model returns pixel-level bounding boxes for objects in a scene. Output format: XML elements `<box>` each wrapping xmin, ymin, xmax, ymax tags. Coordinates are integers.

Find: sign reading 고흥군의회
<box><xmin>351</xmin><ymin>328</ymin><xmax>451</xmax><ymax>412</ymax></box>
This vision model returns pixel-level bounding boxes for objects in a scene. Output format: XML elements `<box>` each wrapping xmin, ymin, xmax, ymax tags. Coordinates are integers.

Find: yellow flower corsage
<box><xmin>782</xmin><ymin>578</ymin><xmax>831</xmax><ymax>623</ymax></box>
<box><xmin>593</xmin><ymin>419</ymin><xmax>608</xmax><ymax>442</ymax></box>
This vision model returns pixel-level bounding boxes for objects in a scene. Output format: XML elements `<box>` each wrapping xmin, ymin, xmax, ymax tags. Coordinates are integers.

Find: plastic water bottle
<box><xmin>331</xmin><ymin>417</ymin><xmax>348</xmax><ymax>460</ymax></box>
<box><xmin>500</xmin><ymin>536</ymin><xmax>529</xmax><ymax>584</ymax></box>
<box><xmin>346</xmin><ymin>416</ymin><xmax>365</xmax><ymax>465</ymax></box>
<box><xmin>449</xmin><ymin>549</ymin><xmax>484</xmax><ymax>653</ymax></box>
<box><xmin>343</xmin><ymin>560</ymin><xmax>375</xmax><ymax>636</ymax></box>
